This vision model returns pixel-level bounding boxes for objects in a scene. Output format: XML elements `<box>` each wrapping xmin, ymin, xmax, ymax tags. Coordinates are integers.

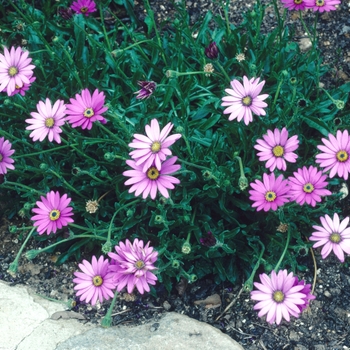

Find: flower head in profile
<box><xmin>315</xmin><ymin>130</ymin><xmax>350</xmax><ymax>180</ymax></box>
<box><xmin>292</xmin><ymin>276</ymin><xmax>316</xmax><ymax>311</ymax></box>
<box><xmin>254</xmin><ymin>127</ymin><xmax>299</xmax><ymax>171</ymax></box>
<box><xmin>73</xmin><ymin>256</ymin><xmax>116</xmax><ymax>305</ymax></box>
<box><xmin>221</xmin><ymin>76</ymin><xmax>269</xmax><ymax>125</ymax></box>
<box><xmin>135</xmin><ymin>81</ymin><xmax>157</xmax><ymax>99</ymax></box>
<box><xmin>251</xmin><ymin>270</ymin><xmax>313</xmax><ymax>325</ymax></box>
<box><xmin>128</xmin><ymin>119</ymin><xmax>182</xmax><ymax>172</ymax></box>
<box><xmin>10</xmin><ymin>76</ymin><xmax>36</xmax><ymax>97</ymax></box>
<box><xmin>25</xmin><ymin>98</ymin><xmax>66</xmax><ymax>143</ymax></box>
<box><xmin>306</xmin><ymin>0</ymin><xmax>341</xmax><ymax>12</ymax></box>
<box><xmin>200</xmin><ymin>231</ymin><xmax>216</xmax><ymax>247</ymax></box>
<box><xmin>31</xmin><ymin>191</ymin><xmax>74</xmax><ymax>235</ymax></box>
<box><xmin>123</xmin><ymin>156</ymin><xmax>181</xmax><ymax>200</ymax></box>
<box><xmin>70</xmin><ymin>0</ymin><xmax>97</xmax><ymax>15</ymax></box>
<box><xmin>288</xmin><ymin>165</ymin><xmax>332</xmax><ymax>207</ymax></box>
<box><xmin>0</xmin><ymin>46</ymin><xmax>35</xmax><ymax>96</ymax></box>
<box><xmin>249</xmin><ymin>173</ymin><xmax>290</xmax><ymax>212</ymax></box>
<box><xmin>205</xmin><ymin>42</ymin><xmax>218</xmax><ymax>59</ymax></box>
<box><xmin>309</xmin><ymin>213</ymin><xmax>350</xmax><ymax>262</ymax></box>
<box><xmin>66</xmin><ymin>89</ymin><xmax>108</xmax><ymax>130</ymax></box>
<box><xmin>0</xmin><ymin>137</ymin><xmax>15</xmax><ymax>175</ymax></box>
<box><xmin>281</xmin><ymin>0</ymin><xmax>309</xmax><ymax>10</ymax></box>
<box><xmin>108</xmin><ymin>239</ymin><xmax>158</xmax><ymax>294</ymax></box>
<box><xmin>58</xmin><ymin>7</ymin><xmax>73</xmax><ymax>19</ymax></box>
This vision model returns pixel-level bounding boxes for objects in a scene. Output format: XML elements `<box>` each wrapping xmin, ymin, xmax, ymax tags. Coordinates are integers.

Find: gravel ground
<box><xmin>1</xmin><ymin>1</ymin><xmax>350</xmax><ymax>349</ymax></box>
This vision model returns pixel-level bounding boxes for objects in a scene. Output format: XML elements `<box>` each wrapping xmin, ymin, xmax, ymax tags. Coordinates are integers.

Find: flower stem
<box><xmin>101</xmin><ymin>291</ymin><xmax>118</xmax><ymax>327</ymax></box>
<box><xmin>273</xmin><ymin>225</ymin><xmax>291</xmax><ymax>272</ymax></box>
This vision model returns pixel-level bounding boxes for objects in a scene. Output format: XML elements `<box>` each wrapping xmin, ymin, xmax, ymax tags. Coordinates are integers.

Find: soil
<box><xmin>1</xmin><ymin>1</ymin><xmax>350</xmax><ymax>350</ymax></box>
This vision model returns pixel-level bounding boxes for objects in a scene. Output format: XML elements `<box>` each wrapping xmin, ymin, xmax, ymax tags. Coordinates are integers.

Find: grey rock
<box><xmin>56</xmin><ymin>312</ymin><xmax>245</xmax><ymax>350</ymax></box>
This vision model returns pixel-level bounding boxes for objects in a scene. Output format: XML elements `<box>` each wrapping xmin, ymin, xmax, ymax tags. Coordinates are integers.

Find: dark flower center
<box><xmin>83</xmin><ymin>108</ymin><xmax>94</xmax><ymax>118</ymax></box>
<box><xmin>8</xmin><ymin>66</ymin><xmax>18</xmax><ymax>76</ymax></box>
<box><xmin>336</xmin><ymin>150</ymin><xmax>348</xmax><ymax>162</ymax></box>
<box><xmin>49</xmin><ymin>209</ymin><xmax>61</xmax><ymax>221</ymax></box>
<box><xmin>151</xmin><ymin>141</ymin><xmax>161</xmax><ymax>153</ymax></box>
<box><xmin>45</xmin><ymin>117</ymin><xmax>55</xmax><ymax>128</ymax></box>
<box><xmin>242</xmin><ymin>96</ymin><xmax>252</xmax><ymax>106</ymax></box>
<box><xmin>147</xmin><ymin>166</ymin><xmax>160</xmax><ymax>180</ymax></box>
<box><xmin>265</xmin><ymin>191</ymin><xmax>276</xmax><ymax>202</ymax></box>
<box><xmin>272</xmin><ymin>145</ymin><xmax>284</xmax><ymax>157</ymax></box>
<box><xmin>80</xmin><ymin>6</ymin><xmax>88</xmax><ymax>13</ymax></box>
<box><xmin>330</xmin><ymin>232</ymin><xmax>341</xmax><ymax>243</ymax></box>
<box><xmin>93</xmin><ymin>275</ymin><xmax>103</xmax><ymax>286</ymax></box>
<box><xmin>303</xmin><ymin>183</ymin><xmax>314</xmax><ymax>193</ymax></box>
<box><xmin>273</xmin><ymin>290</ymin><xmax>284</xmax><ymax>303</ymax></box>
<box><xmin>135</xmin><ymin>260</ymin><xmax>145</xmax><ymax>270</ymax></box>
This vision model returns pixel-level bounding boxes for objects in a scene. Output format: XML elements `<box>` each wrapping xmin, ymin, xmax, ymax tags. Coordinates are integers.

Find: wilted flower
<box><xmin>221</xmin><ymin>76</ymin><xmax>269</xmax><ymax>125</ymax></box>
<box><xmin>309</xmin><ymin>213</ymin><xmax>350</xmax><ymax>262</ymax></box>
<box><xmin>85</xmin><ymin>200</ymin><xmax>99</xmax><ymax>214</ymax></box>
<box><xmin>73</xmin><ymin>256</ymin><xmax>116</xmax><ymax>305</ymax></box>
<box><xmin>203</xmin><ymin>63</ymin><xmax>214</xmax><ymax>76</ymax></box>
<box><xmin>235</xmin><ymin>53</ymin><xmax>245</xmax><ymax>62</ymax></box>
<box><xmin>135</xmin><ymin>81</ymin><xmax>157</xmax><ymax>99</ymax></box>
<box><xmin>108</xmin><ymin>239</ymin><xmax>158</xmax><ymax>294</ymax></box>
<box><xmin>26</xmin><ymin>98</ymin><xmax>66</xmax><ymax>143</ymax></box>
<box><xmin>70</xmin><ymin>0</ymin><xmax>97</xmax><ymax>15</ymax></box>
<box><xmin>200</xmin><ymin>231</ymin><xmax>216</xmax><ymax>247</ymax></box>
<box><xmin>0</xmin><ymin>137</ymin><xmax>15</xmax><ymax>175</ymax></box>
<box><xmin>128</xmin><ymin>118</ymin><xmax>181</xmax><ymax>172</ymax></box>
<box><xmin>251</xmin><ymin>270</ymin><xmax>313</xmax><ymax>325</ymax></box>
<box><xmin>31</xmin><ymin>191</ymin><xmax>74</xmax><ymax>235</ymax></box>
<box><xmin>0</xmin><ymin>46</ymin><xmax>35</xmax><ymax>96</ymax></box>
<box><xmin>205</xmin><ymin>42</ymin><xmax>218</xmax><ymax>59</ymax></box>
<box><xmin>123</xmin><ymin>156</ymin><xmax>181</xmax><ymax>200</ymax></box>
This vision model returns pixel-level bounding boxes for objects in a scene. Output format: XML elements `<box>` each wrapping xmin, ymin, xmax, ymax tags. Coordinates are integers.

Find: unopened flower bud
<box><xmin>101</xmin><ymin>241</ymin><xmax>112</xmax><ymax>254</ymax></box>
<box><xmin>181</xmin><ymin>242</ymin><xmax>191</xmax><ymax>254</ymax></box>
<box><xmin>9</xmin><ymin>226</ymin><xmax>18</xmax><ymax>233</ymax></box>
<box><xmin>189</xmin><ymin>274</ymin><xmax>198</xmax><ymax>283</ymax></box>
<box><xmin>39</xmin><ymin>163</ymin><xmax>49</xmax><ymax>170</ymax></box>
<box><xmin>155</xmin><ymin>215</ymin><xmax>164</xmax><ymax>224</ymax></box>
<box><xmin>204</xmin><ymin>42</ymin><xmax>218</xmax><ymax>59</ymax></box>
<box><xmin>238</xmin><ymin>175</ymin><xmax>249</xmax><ymax>191</ymax></box>
<box><xmin>104</xmin><ymin>152</ymin><xmax>115</xmax><ymax>162</ymax></box>
<box><xmin>334</xmin><ymin>100</ymin><xmax>345</xmax><ymax>110</ymax></box>
<box><xmin>23</xmin><ymin>202</ymin><xmax>32</xmax><ymax>210</ymax></box>
<box><xmin>290</xmin><ymin>77</ymin><xmax>297</xmax><ymax>85</ymax></box>
<box><xmin>172</xmin><ymin>260</ymin><xmax>180</xmax><ymax>269</ymax></box>
<box><xmin>25</xmin><ymin>249</ymin><xmax>40</xmax><ymax>260</ymax></box>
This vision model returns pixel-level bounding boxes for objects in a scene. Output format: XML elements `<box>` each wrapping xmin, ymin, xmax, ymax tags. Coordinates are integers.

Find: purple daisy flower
<box><xmin>66</xmin><ymin>88</ymin><xmax>108</xmax><ymax>130</ymax></box>
<box><xmin>306</xmin><ymin>0</ymin><xmax>341</xmax><ymax>12</ymax></box>
<box><xmin>254</xmin><ymin>127</ymin><xmax>299</xmax><ymax>171</ymax></box>
<box><xmin>251</xmin><ymin>270</ymin><xmax>312</xmax><ymax>325</ymax></box>
<box><xmin>281</xmin><ymin>0</ymin><xmax>309</xmax><ymax>10</ymax></box>
<box><xmin>31</xmin><ymin>191</ymin><xmax>74</xmax><ymax>235</ymax></box>
<box><xmin>0</xmin><ymin>137</ymin><xmax>15</xmax><ymax>175</ymax></box>
<box><xmin>135</xmin><ymin>81</ymin><xmax>157</xmax><ymax>99</ymax></box>
<box><xmin>288</xmin><ymin>165</ymin><xmax>332</xmax><ymax>207</ymax></box>
<box><xmin>221</xmin><ymin>76</ymin><xmax>269</xmax><ymax>125</ymax></box>
<box><xmin>73</xmin><ymin>255</ymin><xmax>116</xmax><ymax>305</ymax></box>
<box><xmin>249</xmin><ymin>173</ymin><xmax>290</xmax><ymax>212</ymax></box>
<box><xmin>70</xmin><ymin>0</ymin><xmax>97</xmax><ymax>15</ymax></box>
<box><xmin>128</xmin><ymin>119</ymin><xmax>182</xmax><ymax>172</ymax></box>
<box><xmin>10</xmin><ymin>76</ymin><xmax>36</xmax><ymax>97</ymax></box>
<box><xmin>25</xmin><ymin>98</ymin><xmax>66</xmax><ymax>143</ymax></box>
<box><xmin>292</xmin><ymin>276</ymin><xmax>316</xmax><ymax>311</ymax></box>
<box><xmin>123</xmin><ymin>156</ymin><xmax>181</xmax><ymax>200</ymax></box>
<box><xmin>315</xmin><ymin>130</ymin><xmax>350</xmax><ymax>180</ymax></box>
<box><xmin>205</xmin><ymin>42</ymin><xmax>218</xmax><ymax>59</ymax></box>
<box><xmin>108</xmin><ymin>238</ymin><xmax>158</xmax><ymax>294</ymax></box>
<box><xmin>0</xmin><ymin>46</ymin><xmax>35</xmax><ymax>96</ymax></box>
<box><xmin>309</xmin><ymin>213</ymin><xmax>350</xmax><ymax>262</ymax></box>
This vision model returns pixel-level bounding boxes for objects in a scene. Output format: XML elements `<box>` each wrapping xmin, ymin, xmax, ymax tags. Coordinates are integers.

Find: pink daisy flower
<box><xmin>70</xmin><ymin>0</ymin><xmax>97</xmax><ymax>15</ymax></box>
<box><xmin>254</xmin><ymin>127</ymin><xmax>299</xmax><ymax>171</ymax></box>
<box><xmin>25</xmin><ymin>98</ymin><xmax>66</xmax><ymax>144</ymax></box>
<box><xmin>128</xmin><ymin>119</ymin><xmax>182</xmax><ymax>172</ymax></box>
<box><xmin>221</xmin><ymin>76</ymin><xmax>269</xmax><ymax>125</ymax></box>
<box><xmin>66</xmin><ymin>88</ymin><xmax>108</xmax><ymax>130</ymax></box>
<box><xmin>135</xmin><ymin>81</ymin><xmax>157</xmax><ymax>99</ymax></box>
<box><xmin>123</xmin><ymin>156</ymin><xmax>181</xmax><ymax>200</ymax></box>
<box><xmin>288</xmin><ymin>165</ymin><xmax>332</xmax><ymax>207</ymax></box>
<box><xmin>251</xmin><ymin>270</ymin><xmax>312</xmax><ymax>325</ymax></box>
<box><xmin>73</xmin><ymin>255</ymin><xmax>116</xmax><ymax>305</ymax></box>
<box><xmin>315</xmin><ymin>130</ymin><xmax>350</xmax><ymax>180</ymax></box>
<box><xmin>249</xmin><ymin>173</ymin><xmax>290</xmax><ymax>212</ymax></box>
<box><xmin>281</xmin><ymin>0</ymin><xmax>309</xmax><ymax>10</ymax></box>
<box><xmin>292</xmin><ymin>276</ymin><xmax>316</xmax><ymax>311</ymax></box>
<box><xmin>306</xmin><ymin>0</ymin><xmax>341</xmax><ymax>12</ymax></box>
<box><xmin>0</xmin><ymin>137</ymin><xmax>15</xmax><ymax>175</ymax></box>
<box><xmin>0</xmin><ymin>46</ymin><xmax>35</xmax><ymax>96</ymax></box>
<box><xmin>108</xmin><ymin>238</ymin><xmax>158</xmax><ymax>294</ymax></box>
<box><xmin>309</xmin><ymin>213</ymin><xmax>350</xmax><ymax>262</ymax></box>
<box><xmin>10</xmin><ymin>76</ymin><xmax>36</xmax><ymax>97</ymax></box>
<box><xmin>31</xmin><ymin>191</ymin><xmax>74</xmax><ymax>235</ymax></box>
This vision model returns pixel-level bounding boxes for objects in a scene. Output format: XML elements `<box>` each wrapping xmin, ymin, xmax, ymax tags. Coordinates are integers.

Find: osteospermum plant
<box><xmin>1</xmin><ymin>0</ymin><xmax>349</xmax><ymax>328</ymax></box>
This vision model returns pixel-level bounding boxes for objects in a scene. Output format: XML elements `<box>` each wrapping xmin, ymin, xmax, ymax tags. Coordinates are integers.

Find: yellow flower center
<box><xmin>242</xmin><ymin>96</ymin><xmax>252</xmax><ymax>106</ymax></box>
<box><xmin>83</xmin><ymin>108</ymin><xmax>94</xmax><ymax>118</ymax></box>
<box><xmin>265</xmin><ymin>191</ymin><xmax>276</xmax><ymax>202</ymax></box>
<box><xmin>303</xmin><ymin>183</ymin><xmax>314</xmax><ymax>193</ymax></box>
<box><xmin>0</xmin><ymin>154</ymin><xmax>3</xmax><ymax>162</ymax></box>
<box><xmin>45</xmin><ymin>117</ymin><xmax>55</xmax><ymax>128</ymax></box>
<box><xmin>93</xmin><ymin>275</ymin><xmax>103</xmax><ymax>286</ymax></box>
<box><xmin>273</xmin><ymin>290</ymin><xmax>284</xmax><ymax>303</ymax></box>
<box><xmin>316</xmin><ymin>0</ymin><xmax>324</xmax><ymax>6</ymax></box>
<box><xmin>135</xmin><ymin>260</ymin><xmax>145</xmax><ymax>270</ymax></box>
<box><xmin>8</xmin><ymin>66</ymin><xmax>18</xmax><ymax>76</ymax></box>
<box><xmin>151</xmin><ymin>141</ymin><xmax>161</xmax><ymax>153</ymax></box>
<box><xmin>336</xmin><ymin>150</ymin><xmax>348</xmax><ymax>162</ymax></box>
<box><xmin>330</xmin><ymin>232</ymin><xmax>341</xmax><ymax>243</ymax></box>
<box><xmin>49</xmin><ymin>209</ymin><xmax>60</xmax><ymax>221</ymax></box>
<box><xmin>147</xmin><ymin>166</ymin><xmax>160</xmax><ymax>180</ymax></box>
<box><xmin>272</xmin><ymin>145</ymin><xmax>284</xmax><ymax>157</ymax></box>
<box><xmin>294</xmin><ymin>0</ymin><xmax>303</xmax><ymax>3</ymax></box>
<box><xmin>80</xmin><ymin>6</ymin><xmax>88</xmax><ymax>13</ymax></box>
